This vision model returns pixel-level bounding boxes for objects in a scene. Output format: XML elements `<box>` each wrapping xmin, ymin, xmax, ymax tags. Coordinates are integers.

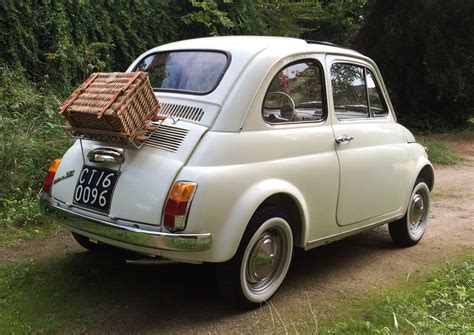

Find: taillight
<box><xmin>163</xmin><ymin>181</ymin><xmax>197</xmax><ymax>231</ymax></box>
<box><xmin>43</xmin><ymin>159</ymin><xmax>61</xmax><ymax>194</ymax></box>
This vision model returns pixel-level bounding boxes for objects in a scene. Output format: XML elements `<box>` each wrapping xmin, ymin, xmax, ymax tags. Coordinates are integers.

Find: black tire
<box><xmin>389</xmin><ymin>178</ymin><xmax>430</xmax><ymax>247</ymax></box>
<box><xmin>216</xmin><ymin>206</ymin><xmax>294</xmax><ymax>309</ymax></box>
<box><xmin>71</xmin><ymin>232</ymin><xmax>105</xmax><ymax>252</ymax></box>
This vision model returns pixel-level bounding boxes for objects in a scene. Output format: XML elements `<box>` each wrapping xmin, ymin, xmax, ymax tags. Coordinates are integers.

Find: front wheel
<box><xmin>389</xmin><ymin>179</ymin><xmax>431</xmax><ymax>247</ymax></box>
<box><xmin>216</xmin><ymin>207</ymin><xmax>294</xmax><ymax>308</ymax></box>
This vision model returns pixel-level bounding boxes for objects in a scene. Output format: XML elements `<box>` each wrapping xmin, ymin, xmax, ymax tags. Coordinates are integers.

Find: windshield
<box><xmin>134</xmin><ymin>51</ymin><xmax>229</xmax><ymax>94</ymax></box>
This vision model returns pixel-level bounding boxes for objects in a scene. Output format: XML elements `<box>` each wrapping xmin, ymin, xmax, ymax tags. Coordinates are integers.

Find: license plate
<box><xmin>73</xmin><ymin>166</ymin><xmax>119</xmax><ymax>213</ymax></box>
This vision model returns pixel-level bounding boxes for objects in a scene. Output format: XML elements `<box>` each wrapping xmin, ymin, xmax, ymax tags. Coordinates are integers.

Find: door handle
<box><xmin>87</xmin><ymin>148</ymin><xmax>125</xmax><ymax>163</ymax></box>
<box><xmin>335</xmin><ymin>135</ymin><xmax>354</xmax><ymax>144</ymax></box>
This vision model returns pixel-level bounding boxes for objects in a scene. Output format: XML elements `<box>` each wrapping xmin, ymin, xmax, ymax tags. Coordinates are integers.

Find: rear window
<box><xmin>134</xmin><ymin>51</ymin><xmax>229</xmax><ymax>95</ymax></box>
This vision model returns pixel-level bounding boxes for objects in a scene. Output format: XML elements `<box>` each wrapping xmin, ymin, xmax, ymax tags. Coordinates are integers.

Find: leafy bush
<box><xmin>0</xmin><ymin>66</ymin><xmax>71</xmax><ymax>227</ymax></box>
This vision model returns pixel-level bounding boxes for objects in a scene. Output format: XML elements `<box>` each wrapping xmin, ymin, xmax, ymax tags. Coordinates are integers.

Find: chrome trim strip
<box><xmin>305</xmin><ymin>217</ymin><xmax>397</xmax><ymax>251</ymax></box>
<box><xmin>41</xmin><ymin>194</ymin><xmax>211</xmax><ymax>252</ymax></box>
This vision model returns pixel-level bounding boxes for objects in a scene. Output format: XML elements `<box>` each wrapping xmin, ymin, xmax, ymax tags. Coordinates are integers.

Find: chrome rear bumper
<box><xmin>41</xmin><ymin>194</ymin><xmax>212</xmax><ymax>252</ymax></box>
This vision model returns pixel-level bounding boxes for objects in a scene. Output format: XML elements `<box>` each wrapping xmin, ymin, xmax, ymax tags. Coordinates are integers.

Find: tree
<box><xmin>354</xmin><ymin>0</ymin><xmax>474</xmax><ymax>131</ymax></box>
<box><xmin>292</xmin><ymin>0</ymin><xmax>370</xmax><ymax>46</ymax></box>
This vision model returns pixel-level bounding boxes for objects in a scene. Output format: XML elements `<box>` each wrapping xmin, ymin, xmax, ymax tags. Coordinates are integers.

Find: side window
<box><xmin>366</xmin><ymin>69</ymin><xmax>388</xmax><ymax>117</ymax></box>
<box><xmin>262</xmin><ymin>61</ymin><xmax>325</xmax><ymax>124</ymax></box>
<box><xmin>331</xmin><ymin>63</ymin><xmax>369</xmax><ymax>120</ymax></box>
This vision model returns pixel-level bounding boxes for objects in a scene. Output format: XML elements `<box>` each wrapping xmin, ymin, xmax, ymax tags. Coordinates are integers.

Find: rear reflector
<box><xmin>43</xmin><ymin>159</ymin><xmax>61</xmax><ymax>194</ymax></box>
<box><xmin>163</xmin><ymin>181</ymin><xmax>197</xmax><ymax>231</ymax></box>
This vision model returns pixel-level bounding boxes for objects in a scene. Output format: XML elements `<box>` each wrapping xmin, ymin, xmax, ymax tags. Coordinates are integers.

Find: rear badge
<box><xmin>53</xmin><ymin>170</ymin><xmax>75</xmax><ymax>184</ymax></box>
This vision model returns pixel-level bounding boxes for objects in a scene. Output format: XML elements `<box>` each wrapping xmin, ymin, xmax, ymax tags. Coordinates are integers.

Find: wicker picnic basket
<box><xmin>59</xmin><ymin>72</ymin><xmax>162</xmax><ymax>145</ymax></box>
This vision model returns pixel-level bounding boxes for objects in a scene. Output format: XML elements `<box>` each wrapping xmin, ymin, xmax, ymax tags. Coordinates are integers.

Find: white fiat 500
<box><xmin>42</xmin><ymin>36</ymin><xmax>434</xmax><ymax>307</ymax></box>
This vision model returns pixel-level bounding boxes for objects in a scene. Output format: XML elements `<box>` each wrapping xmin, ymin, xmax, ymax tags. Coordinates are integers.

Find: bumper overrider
<box><xmin>41</xmin><ymin>193</ymin><xmax>212</xmax><ymax>252</ymax></box>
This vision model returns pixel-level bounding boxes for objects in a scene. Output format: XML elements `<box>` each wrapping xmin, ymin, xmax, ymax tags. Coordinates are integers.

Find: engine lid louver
<box><xmin>144</xmin><ymin>125</ymin><xmax>189</xmax><ymax>152</ymax></box>
<box><xmin>158</xmin><ymin>103</ymin><xmax>205</xmax><ymax>122</ymax></box>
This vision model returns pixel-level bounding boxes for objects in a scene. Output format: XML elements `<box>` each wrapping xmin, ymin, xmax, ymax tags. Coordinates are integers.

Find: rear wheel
<box><xmin>389</xmin><ymin>179</ymin><xmax>430</xmax><ymax>247</ymax></box>
<box><xmin>216</xmin><ymin>207</ymin><xmax>293</xmax><ymax>308</ymax></box>
<box><xmin>71</xmin><ymin>232</ymin><xmax>105</xmax><ymax>252</ymax></box>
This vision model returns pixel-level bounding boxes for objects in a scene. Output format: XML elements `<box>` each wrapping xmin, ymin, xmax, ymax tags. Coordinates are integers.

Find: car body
<box><xmin>42</xmin><ymin>36</ymin><xmax>434</xmax><ymax>307</ymax></box>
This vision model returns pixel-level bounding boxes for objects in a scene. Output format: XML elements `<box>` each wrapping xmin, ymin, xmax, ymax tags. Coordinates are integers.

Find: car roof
<box><xmin>142</xmin><ymin>36</ymin><xmax>364</xmax><ymax>60</ymax></box>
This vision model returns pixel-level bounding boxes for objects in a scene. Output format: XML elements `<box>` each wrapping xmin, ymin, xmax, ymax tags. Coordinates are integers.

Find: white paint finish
<box><xmin>324</xmin><ymin>54</ymin><xmax>411</xmax><ymax>226</ymax></box>
<box><xmin>172</xmin><ymin>126</ymin><xmax>338</xmax><ymax>262</ymax></box>
<box><xmin>52</xmin><ymin>120</ymin><xmax>208</xmax><ymax>225</ymax></box>
<box><xmin>155</xmin><ymin>95</ymin><xmax>222</xmax><ymax>127</ymax></box>
<box><xmin>332</xmin><ymin>121</ymin><xmax>410</xmax><ymax>225</ymax></box>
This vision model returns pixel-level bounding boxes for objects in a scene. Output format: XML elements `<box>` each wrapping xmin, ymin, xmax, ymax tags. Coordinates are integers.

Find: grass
<box><xmin>0</xmin><ymin>220</ymin><xmax>61</xmax><ymax>247</ymax></box>
<box><xmin>0</xmin><ymin>253</ymin><xmax>124</xmax><ymax>334</ymax></box>
<box><xmin>0</xmin><ymin>249</ymin><xmax>213</xmax><ymax>334</ymax></box>
<box><xmin>0</xmin><ymin>66</ymin><xmax>72</xmax><ymax>234</ymax></box>
<box><xmin>417</xmin><ymin>126</ymin><xmax>474</xmax><ymax>165</ymax></box>
<box><xmin>319</xmin><ymin>253</ymin><xmax>474</xmax><ymax>334</ymax></box>
<box><xmin>0</xmin><ymin>257</ymin><xmax>92</xmax><ymax>333</ymax></box>
<box><xmin>418</xmin><ymin>140</ymin><xmax>463</xmax><ymax>165</ymax></box>
<box><xmin>257</xmin><ymin>253</ymin><xmax>474</xmax><ymax>334</ymax></box>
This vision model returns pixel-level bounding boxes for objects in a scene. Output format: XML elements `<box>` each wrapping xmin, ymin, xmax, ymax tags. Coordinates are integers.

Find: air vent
<box><xmin>158</xmin><ymin>103</ymin><xmax>205</xmax><ymax>122</ymax></box>
<box><xmin>144</xmin><ymin>125</ymin><xmax>189</xmax><ymax>152</ymax></box>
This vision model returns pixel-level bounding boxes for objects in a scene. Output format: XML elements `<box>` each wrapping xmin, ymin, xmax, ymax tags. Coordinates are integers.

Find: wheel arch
<box><xmin>217</xmin><ymin>179</ymin><xmax>309</xmax><ymax>262</ymax></box>
<box><xmin>256</xmin><ymin>193</ymin><xmax>305</xmax><ymax>248</ymax></box>
<box><xmin>408</xmin><ymin>143</ymin><xmax>435</xmax><ymax>192</ymax></box>
<box><xmin>417</xmin><ymin>164</ymin><xmax>435</xmax><ymax>191</ymax></box>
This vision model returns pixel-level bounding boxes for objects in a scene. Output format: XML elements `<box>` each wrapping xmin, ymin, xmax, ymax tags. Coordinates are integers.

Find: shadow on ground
<box><xmin>41</xmin><ymin>226</ymin><xmax>398</xmax><ymax>333</ymax></box>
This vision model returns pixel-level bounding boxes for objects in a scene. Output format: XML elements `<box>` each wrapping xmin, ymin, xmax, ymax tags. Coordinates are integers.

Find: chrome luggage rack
<box><xmin>64</xmin><ymin>116</ymin><xmax>167</xmax><ymax>150</ymax></box>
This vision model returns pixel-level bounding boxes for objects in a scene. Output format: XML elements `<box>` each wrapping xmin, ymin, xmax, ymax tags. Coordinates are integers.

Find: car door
<box><xmin>326</xmin><ymin>55</ymin><xmax>410</xmax><ymax>226</ymax></box>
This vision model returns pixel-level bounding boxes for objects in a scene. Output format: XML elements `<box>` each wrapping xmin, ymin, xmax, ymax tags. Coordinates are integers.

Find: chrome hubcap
<box><xmin>408</xmin><ymin>187</ymin><xmax>429</xmax><ymax>237</ymax></box>
<box><xmin>247</xmin><ymin>230</ymin><xmax>285</xmax><ymax>293</ymax></box>
<box><xmin>410</xmin><ymin>194</ymin><xmax>424</xmax><ymax>226</ymax></box>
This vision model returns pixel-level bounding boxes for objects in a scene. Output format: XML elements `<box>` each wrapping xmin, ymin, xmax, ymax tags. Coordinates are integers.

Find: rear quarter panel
<box><xmin>160</xmin><ymin>127</ymin><xmax>339</xmax><ymax>263</ymax></box>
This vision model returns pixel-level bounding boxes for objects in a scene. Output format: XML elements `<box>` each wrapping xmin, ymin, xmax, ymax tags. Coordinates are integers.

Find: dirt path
<box><xmin>1</xmin><ymin>142</ymin><xmax>473</xmax><ymax>334</ymax></box>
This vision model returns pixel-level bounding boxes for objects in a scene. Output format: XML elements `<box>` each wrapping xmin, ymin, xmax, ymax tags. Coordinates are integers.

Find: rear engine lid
<box><xmin>51</xmin><ymin>119</ymin><xmax>207</xmax><ymax>226</ymax></box>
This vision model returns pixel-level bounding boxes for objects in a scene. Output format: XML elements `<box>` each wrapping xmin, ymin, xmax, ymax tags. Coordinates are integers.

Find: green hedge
<box><xmin>0</xmin><ymin>0</ymin><xmax>370</xmax><ymax>95</ymax></box>
<box><xmin>0</xmin><ymin>0</ymin><xmax>180</xmax><ymax>94</ymax></box>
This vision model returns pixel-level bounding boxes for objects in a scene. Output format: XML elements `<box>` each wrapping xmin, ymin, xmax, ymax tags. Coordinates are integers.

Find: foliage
<box><xmin>418</xmin><ymin>140</ymin><xmax>463</xmax><ymax>165</ymax></box>
<box><xmin>291</xmin><ymin>0</ymin><xmax>371</xmax><ymax>46</ymax></box>
<box><xmin>247</xmin><ymin>0</ymin><xmax>371</xmax><ymax>43</ymax></box>
<box><xmin>0</xmin><ymin>0</ymin><xmax>371</xmax><ymax>94</ymax></box>
<box><xmin>0</xmin><ymin>0</ymin><xmax>180</xmax><ymax>94</ymax></box>
<box><xmin>355</xmin><ymin>0</ymin><xmax>474</xmax><ymax>131</ymax></box>
<box><xmin>323</xmin><ymin>255</ymin><xmax>474</xmax><ymax>334</ymax></box>
<box><xmin>0</xmin><ymin>66</ymin><xmax>71</xmax><ymax>228</ymax></box>
<box><xmin>181</xmin><ymin>0</ymin><xmax>236</xmax><ymax>36</ymax></box>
